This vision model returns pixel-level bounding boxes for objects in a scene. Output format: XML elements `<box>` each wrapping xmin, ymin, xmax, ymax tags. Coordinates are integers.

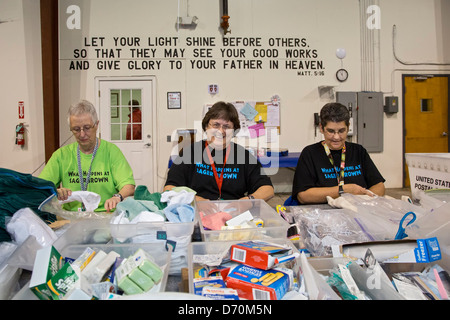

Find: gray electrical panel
<box><xmin>336</xmin><ymin>91</ymin><xmax>384</xmax><ymax>153</ymax></box>
<box><xmin>357</xmin><ymin>92</ymin><xmax>383</xmax><ymax>153</ymax></box>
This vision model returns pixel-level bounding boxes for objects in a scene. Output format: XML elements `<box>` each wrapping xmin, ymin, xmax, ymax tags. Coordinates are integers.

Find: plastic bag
<box><xmin>298</xmin><ymin>252</ymin><xmax>341</xmax><ymax>300</ymax></box>
<box><xmin>413</xmin><ymin>189</ymin><xmax>448</xmax><ymax>212</ymax></box>
<box><xmin>341</xmin><ymin>193</ymin><xmax>426</xmax><ymax>224</ymax></box>
<box><xmin>291</xmin><ymin>207</ymin><xmax>375</xmax><ymax>256</ymax></box>
<box><xmin>39</xmin><ymin>193</ymin><xmax>111</xmax><ymax>220</ymax></box>
<box><xmin>6</xmin><ymin>207</ymin><xmax>57</xmax><ymax>246</ymax></box>
<box><xmin>4</xmin><ymin>235</ymin><xmax>43</xmax><ymax>271</ymax></box>
<box><xmin>406</xmin><ymin>201</ymin><xmax>450</xmax><ymax>244</ymax></box>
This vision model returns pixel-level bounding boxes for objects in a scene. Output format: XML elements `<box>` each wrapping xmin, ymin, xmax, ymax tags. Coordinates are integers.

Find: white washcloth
<box><xmin>59</xmin><ymin>191</ymin><xmax>101</xmax><ymax>212</ymax></box>
<box><xmin>161</xmin><ymin>190</ymin><xmax>195</xmax><ymax>206</ymax></box>
<box><xmin>130</xmin><ymin>211</ymin><xmax>165</xmax><ymax>224</ymax></box>
<box><xmin>326</xmin><ymin>196</ymin><xmax>358</xmax><ymax>212</ymax></box>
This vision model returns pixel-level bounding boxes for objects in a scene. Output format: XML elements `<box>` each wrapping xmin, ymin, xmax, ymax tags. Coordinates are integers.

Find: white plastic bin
<box><xmin>187</xmin><ymin>239</ymin><xmax>339</xmax><ymax>300</ymax></box>
<box><xmin>405</xmin><ymin>153</ymin><xmax>450</xmax><ymax>198</ymax></box>
<box><xmin>110</xmin><ymin>220</ymin><xmax>196</xmax><ymax>244</ymax></box>
<box><xmin>188</xmin><ymin>239</ymin><xmax>298</xmax><ymax>297</ymax></box>
<box><xmin>109</xmin><ymin>214</ymin><xmax>197</xmax><ymax>275</ymax></box>
<box><xmin>196</xmin><ymin>199</ymin><xmax>289</xmax><ymax>241</ymax></box>
<box><xmin>407</xmin><ymin>201</ymin><xmax>450</xmax><ymax>248</ymax></box>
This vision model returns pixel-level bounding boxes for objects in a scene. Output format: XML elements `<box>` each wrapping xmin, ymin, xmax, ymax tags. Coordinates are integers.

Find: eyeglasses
<box><xmin>208</xmin><ymin>122</ymin><xmax>234</xmax><ymax>131</ymax></box>
<box><xmin>324</xmin><ymin>128</ymin><xmax>348</xmax><ymax>136</ymax></box>
<box><xmin>71</xmin><ymin>124</ymin><xmax>96</xmax><ymax>134</ymax></box>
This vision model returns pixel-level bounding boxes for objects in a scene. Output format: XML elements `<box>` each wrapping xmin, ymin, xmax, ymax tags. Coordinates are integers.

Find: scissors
<box><xmin>276</xmin><ymin>205</ymin><xmax>288</xmax><ymax>221</ymax></box>
<box><xmin>395</xmin><ymin>211</ymin><xmax>417</xmax><ymax>240</ymax></box>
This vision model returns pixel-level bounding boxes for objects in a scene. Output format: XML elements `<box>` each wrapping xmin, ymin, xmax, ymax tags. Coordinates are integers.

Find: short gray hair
<box><xmin>67</xmin><ymin>100</ymin><xmax>98</xmax><ymax>125</ymax></box>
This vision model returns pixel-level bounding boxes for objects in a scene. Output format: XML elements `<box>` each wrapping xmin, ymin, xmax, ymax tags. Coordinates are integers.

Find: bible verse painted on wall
<box><xmin>68</xmin><ymin>36</ymin><xmax>325</xmax><ymax>77</ymax></box>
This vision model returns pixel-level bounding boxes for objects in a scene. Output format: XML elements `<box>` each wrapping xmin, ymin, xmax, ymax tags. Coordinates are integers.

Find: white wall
<box><xmin>0</xmin><ymin>0</ymin><xmax>45</xmax><ymax>174</ymax></box>
<box><xmin>2</xmin><ymin>0</ymin><xmax>450</xmax><ymax>192</ymax></box>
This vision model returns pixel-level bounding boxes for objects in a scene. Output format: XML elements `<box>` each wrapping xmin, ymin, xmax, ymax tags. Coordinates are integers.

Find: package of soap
<box><xmin>46</xmin><ymin>262</ymin><xmax>93</xmax><ymax>300</ymax></box>
<box><xmin>29</xmin><ymin>245</ymin><xmax>63</xmax><ymax>300</ymax></box>
<box><xmin>115</xmin><ymin>249</ymin><xmax>163</xmax><ymax>295</ymax></box>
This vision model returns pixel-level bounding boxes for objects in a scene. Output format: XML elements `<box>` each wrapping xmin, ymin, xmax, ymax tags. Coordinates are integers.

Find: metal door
<box><xmin>403</xmin><ymin>75</ymin><xmax>449</xmax><ymax>187</ymax></box>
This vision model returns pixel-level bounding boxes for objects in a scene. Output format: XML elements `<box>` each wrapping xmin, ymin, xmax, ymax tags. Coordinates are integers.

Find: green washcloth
<box><xmin>134</xmin><ymin>185</ymin><xmax>167</xmax><ymax>210</ymax></box>
<box><xmin>116</xmin><ymin>197</ymin><xmax>164</xmax><ymax>221</ymax></box>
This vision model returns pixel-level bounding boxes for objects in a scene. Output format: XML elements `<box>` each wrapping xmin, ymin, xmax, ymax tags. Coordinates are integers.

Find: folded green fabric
<box><xmin>134</xmin><ymin>185</ymin><xmax>167</xmax><ymax>210</ymax></box>
<box><xmin>0</xmin><ymin>168</ymin><xmax>57</xmax><ymax>242</ymax></box>
<box><xmin>116</xmin><ymin>197</ymin><xmax>165</xmax><ymax>221</ymax></box>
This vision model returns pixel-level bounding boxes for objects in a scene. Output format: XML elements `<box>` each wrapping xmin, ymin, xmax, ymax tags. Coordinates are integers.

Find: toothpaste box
<box><xmin>201</xmin><ymin>287</ymin><xmax>239</xmax><ymax>300</ymax></box>
<box><xmin>225</xmin><ymin>264</ymin><xmax>290</xmax><ymax>300</ymax></box>
<box><xmin>29</xmin><ymin>245</ymin><xmax>63</xmax><ymax>300</ymax></box>
<box><xmin>193</xmin><ymin>276</ymin><xmax>225</xmax><ymax>295</ymax></box>
<box><xmin>230</xmin><ymin>240</ymin><xmax>297</xmax><ymax>270</ymax></box>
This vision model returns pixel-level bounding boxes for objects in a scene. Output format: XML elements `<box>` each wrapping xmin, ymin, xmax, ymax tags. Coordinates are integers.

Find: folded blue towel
<box><xmin>163</xmin><ymin>203</ymin><xmax>195</xmax><ymax>223</ymax></box>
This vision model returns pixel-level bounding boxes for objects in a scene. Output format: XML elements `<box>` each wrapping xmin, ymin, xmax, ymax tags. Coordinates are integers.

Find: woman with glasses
<box><xmin>292</xmin><ymin>102</ymin><xmax>385</xmax><ymax>204</ymax></box>
<box><xmin>39</xmin><ymin>100</ymin><xmax>135</xmax><ymax>212</ymax></box>
<box><xmin>164</xmin><ymin>101</ymin><xmax>274</xmax><ymax>202</ymax></box>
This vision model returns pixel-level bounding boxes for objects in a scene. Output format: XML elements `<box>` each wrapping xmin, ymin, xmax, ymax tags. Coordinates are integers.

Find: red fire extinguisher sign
<box><xmin>18</xmin><ymin>101</ymin><xmax>25</xmax><ymax>119</ymax></box>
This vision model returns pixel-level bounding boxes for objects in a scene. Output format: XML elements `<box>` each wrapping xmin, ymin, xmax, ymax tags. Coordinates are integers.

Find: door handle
<box><xmin>442</xmin><ymin>132</ymin><xmax>448</xmax><ymax>137</ymax></box>
<box><xmin>144</xmin><ymin>143</ymin><xmax>152</xmax><ymax>147</ymax></box>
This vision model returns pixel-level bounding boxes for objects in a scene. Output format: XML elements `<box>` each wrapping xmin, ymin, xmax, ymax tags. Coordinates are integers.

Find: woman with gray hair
<box><xmin>39</xmin><ymin>100</ymin><xmax>135</xmax><ymax>212</ymax></box>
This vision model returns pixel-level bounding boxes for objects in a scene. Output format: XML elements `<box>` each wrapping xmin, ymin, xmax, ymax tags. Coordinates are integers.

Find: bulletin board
<box><xmin>203</xmin><ymin>95</ymin><xmax>281</xmax><ymax>142</ymax></box>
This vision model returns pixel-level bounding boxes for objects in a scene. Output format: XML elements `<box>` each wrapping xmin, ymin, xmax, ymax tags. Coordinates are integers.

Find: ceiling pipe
<box><xmin>220</xmin><ymin>0</ymin><xmax>230</xmax><ymax>35</ymax></box>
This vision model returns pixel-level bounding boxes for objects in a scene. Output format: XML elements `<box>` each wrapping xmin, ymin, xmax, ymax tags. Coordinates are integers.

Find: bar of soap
<box><xmin>128</xmin><ymin>268</ymin><xmax>154</xmax><ymax>291</ymax></box>
<box><xmin>118</xmin><ymin>275</ymin><xmax>144</xmax><ymax>295</ymax></box>
<box><xmin>139</xmin><ymin>259</ymin><xmax>163</xmax><ymax>283</ymax></box>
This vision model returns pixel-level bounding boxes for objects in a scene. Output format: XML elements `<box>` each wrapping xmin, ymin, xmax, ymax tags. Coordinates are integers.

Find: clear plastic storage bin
<box><xmin>109</xmin><ymin>214</ymin><xmax>197</xmax><ymax>275</ymax></box>
<box><xmin>406</xmin><ymin>153</ymin><xmax>450</xmax><ymax>198</ymax></box>
<box><xmin>52</xmin><ymin>219</ymin><xmax>172</xmax><ymax>292</ymax></box>
<box><xmin>187</xmin><ymin>239</ymin><xmax>299</xmax><ymax>295</ymax></box>
<box><xmin>196</xmin><ymin>199</ymin><xmax>289</xmax><ymax>241</ymax></box>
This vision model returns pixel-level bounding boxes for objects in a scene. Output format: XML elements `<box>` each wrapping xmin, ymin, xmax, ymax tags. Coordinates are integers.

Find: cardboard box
<box><xmin>230</xmin><ymin>240</ymin><xmax>298</xmax><ymax>270</ymax></box>
<box><xmin>29</xmin><ymin>246</ymin><xmax>63</xmax><ymax>300</ymax></box>
<box><xmin>46</xmin><ymin>262</ymin><xmax>93</xmax><ymax>300</ymax></box>
<box><xmin>193</xmin><ymin>276</ymin><xmax>225</xmax><ymax>295</ymax></box>
<box><xmin>333</xmin><ymin>238</ymin><xmax>442</xmax><ymax>264</ymax></box>
<box><xmin>226</xmin><ymin>264</ymin><xmax>290</xmax><ymax>300</ymax></box>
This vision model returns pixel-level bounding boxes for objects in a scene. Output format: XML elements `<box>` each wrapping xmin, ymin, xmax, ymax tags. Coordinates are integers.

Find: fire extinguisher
<box><xmin>15</xmin><ymin>123</ymin><xmax>25</xmax><ymax>146</ymax></box>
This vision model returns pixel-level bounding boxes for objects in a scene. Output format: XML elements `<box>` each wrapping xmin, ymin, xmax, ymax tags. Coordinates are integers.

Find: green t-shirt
<box><xmin>39</xmin><ymin>139</ymin><xmax>135</xmax><ymax>211</ymax></box>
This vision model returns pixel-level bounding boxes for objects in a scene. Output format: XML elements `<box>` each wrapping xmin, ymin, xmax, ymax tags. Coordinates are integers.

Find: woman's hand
<box><xmin>56</xmin><ymin>187</ymin><xmax>72</xmax><ymax>201</ymax></box>
<box><xmin>104</xmin><ymin>196</ymin><xmax>121</xmax><ymax>213</ymax></box>
<box><xmin>343</xmin><ymin>183</ymin><xmax>375</xmax><ymax>197</ymax></box>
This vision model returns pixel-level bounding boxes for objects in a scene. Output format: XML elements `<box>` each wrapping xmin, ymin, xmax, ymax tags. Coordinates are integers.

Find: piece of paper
<box><xmin>265</xmin><ymin>127</ymin><xmax>279</xmax><ymax>143</ymax></box>
<box><xmin>248</xmin><ymin>123</ymin><xmax>265</xmax><ymax>138</ymax></box>
<box><xmin>266</xmin><ymin>103</ymin><xmax>280</xmax><ymax>127</ymax></box>
<box><xmin>254</xmin><ymin>103</ymin><xmax>267</xmax><ymax>123</ymax></box>
<box><xmin>240</xmin><ymin>103</ymin><xmax>258</xmax><ymax>121</ymax></box>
